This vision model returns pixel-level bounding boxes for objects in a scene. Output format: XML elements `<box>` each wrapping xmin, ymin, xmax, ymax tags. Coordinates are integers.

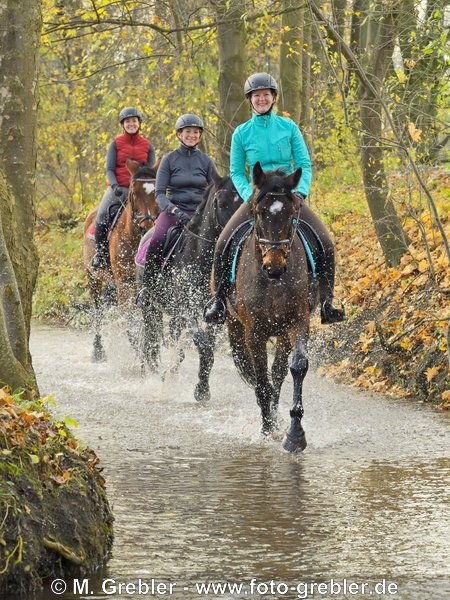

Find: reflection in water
<box><xmin>16</xmin><ymin>326</ymin><xmax>450</xmax><ymax>599</ymax></box>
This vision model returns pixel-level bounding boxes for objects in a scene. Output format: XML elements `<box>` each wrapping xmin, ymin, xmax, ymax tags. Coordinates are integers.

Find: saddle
<box><xmin>135</xmin><ymin>225</ymin><xmax>185</xmax><ymax>273</ymax></box>
<box><xmin>225</xmin><ymin>219</ymin><xmax>321</xmax><ymax>311</ymax></box>
<box><xmin>86</xmin><ymin>203</ymin><xmax>124</xmax><ymax>241</ymax></box>
<box><xmin>226</xmin><ymin>219</ymin><xmax>321</xmax><ymax>283</ymax></box>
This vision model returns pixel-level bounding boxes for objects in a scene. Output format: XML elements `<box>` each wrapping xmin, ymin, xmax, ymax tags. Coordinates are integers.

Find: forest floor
<box><xmin>33</xmin><ymin>166</ymin><xmax>450</xmax><ymax>406</ymax></box>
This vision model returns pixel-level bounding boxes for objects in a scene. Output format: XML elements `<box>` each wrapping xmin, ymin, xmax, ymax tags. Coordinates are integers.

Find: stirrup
<box><xmin>320</xmin><ymin>300</ymin><xmax>346</xmax><ymax>324</ymax></box>
<box><xmin>203</xmin><ymin>296</ymin><xmax>227</xmax><ymax>324</ymax></box>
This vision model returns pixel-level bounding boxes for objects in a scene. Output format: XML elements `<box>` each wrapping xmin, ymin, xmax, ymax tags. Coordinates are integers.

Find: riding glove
<box><xmin>172</xmin><ymin>207</ymin><xmax>191</xmax><ymax>226</ymax></box>
<box><xmin>113</xmin><ymin>185</ymin><xmax>128</xmax><ymax>201</ymax></box>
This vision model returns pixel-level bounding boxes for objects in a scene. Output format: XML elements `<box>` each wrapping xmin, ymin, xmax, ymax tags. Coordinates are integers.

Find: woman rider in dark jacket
<box><xmin>204</xmin><ymin>73</ymin><xmax>346</xmax><ymax>325</ymax></box>
<box><xmin>137</xmin><ymin>114</ymin><xmax>218</xmax><ymax>306</ymax></box>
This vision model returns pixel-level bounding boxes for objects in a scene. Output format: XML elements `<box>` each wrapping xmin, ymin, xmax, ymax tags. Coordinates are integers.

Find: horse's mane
<box><xmin>188</xmin><ymin>183</ymin><xmax>213</xmax><ymax>232</ymax></box>
<box><xmin>133</xmin><ymin>164</ymin><xmax>158</xmax><ymax>180</ymax></box>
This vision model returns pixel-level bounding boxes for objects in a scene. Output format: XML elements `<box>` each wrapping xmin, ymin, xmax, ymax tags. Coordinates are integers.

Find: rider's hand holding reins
<box><xmin>113</xmin><ymin>184</ymin><xmax>128</xmax><ymax>201</ymax></box>
<box><xmin>171</xmin><ymin>206</ymin><xmax>191</xmax><ymax>226</ymax></box>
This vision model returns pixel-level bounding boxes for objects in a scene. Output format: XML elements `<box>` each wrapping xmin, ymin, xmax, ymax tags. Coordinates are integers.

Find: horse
<box><xmin>137</xmin><ymin>175</ymin><xmax>242</xmax><ymax>400</ymax></box>
<box><xmin>84</xmin><ymin>158</ymin><xmax>159</xmax><ymax>362</ymax></box>
<box><xmin>226</xmin><ymin>162</ymin><xmax>318</xmax><ymax>453</ymax></box>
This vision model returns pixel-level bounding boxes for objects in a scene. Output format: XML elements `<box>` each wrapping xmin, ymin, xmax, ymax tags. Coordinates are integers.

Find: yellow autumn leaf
<box><xmin>425</xmin><ymin>366</ymin><xmax>441</xmax><ymax>382</ymax></box>
<box><xmin>442</xmin><ymin>390</ymin><xmax>450</xmax><ymax>401</ymax></box>
<box><xmin>396</xmin><ymin>70</ymin><xmax>407</xmax><ymax>84</ymax></box>
<box><xmin>408</xmin><ymin>122</ymin><xmax>422</xmax><ymax>143</ymax></box>
<box><xmin>418</xmin><ymin>259</ymin><xmax>428</xmax><ymax>273</ymax></box>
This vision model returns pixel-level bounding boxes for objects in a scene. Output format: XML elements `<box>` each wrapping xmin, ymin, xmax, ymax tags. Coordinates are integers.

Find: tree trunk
<box><xmin>279</xmin><ymin>0</ymin><xmax>305</xmax><ymax>123</ymax></box>
<box><xmin>358</xmin><ymin>2</ymin><xmax>409</xmax><ymax>265</ymax></box>
<box><xmin>215</xmin><ymin>0</ymin><xmax>247</xmax><ymax>172</ymax></box>
<box><xmin>0</xmin><ymin>0</ymin><xmax>41</xmax><ymax>390</ymax></box>
<box><xmin>300</xmin><ymin>15</ymin><xmax>312</xmax><ymax>146</ymax></box>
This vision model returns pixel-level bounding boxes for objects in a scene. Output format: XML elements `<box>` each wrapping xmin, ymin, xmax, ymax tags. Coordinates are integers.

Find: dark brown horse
<box><xmin>137</xmin><ymin>175</ymin><xmax>242</xmax><ymax>399</ymax></box>
<box><xmin>84</xmin><ymin>158</ymin><xmax>159</xmax><ymax>361</ymax></box>
<box><xmin>226</xmin><ymin>162</ymin><xmax>318</xmax><ymax>452</ymax></box>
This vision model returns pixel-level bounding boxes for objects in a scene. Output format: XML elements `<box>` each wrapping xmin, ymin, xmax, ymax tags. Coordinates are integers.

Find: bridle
<box><xmin>254</xmin><ymin>190</ymin><xmax>300</xmax><ymax>259</ymax></box>
<box><xmin>128</xmin><ymin>177</ymin><xmax>158</xmax><ymax>234</ymax></box>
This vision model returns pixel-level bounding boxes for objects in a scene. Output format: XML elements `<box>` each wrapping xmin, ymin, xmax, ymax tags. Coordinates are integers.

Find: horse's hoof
<box><xmin>194</xmin><ymin>384</ymin><xmax>210</xmax><ymax>404</ymax></box>
<box><xmin>282</xmin><ymin>431</ymin><xmax>307</xmax><ymax>453</ymax></box>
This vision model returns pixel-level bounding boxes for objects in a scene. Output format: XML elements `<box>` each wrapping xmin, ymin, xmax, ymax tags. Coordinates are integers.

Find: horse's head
<box><xmin>189</xmin><ymin>174</ymin><xmax>242</xmax><ymax>236</ymax></box>
<box><xmin>211</xmin><ymin>174</ymin><xmax>243</xmax><ymax>230</ymax></box>
<box><xmin>126</xmin><ymin>158</ymin><xmax>160</xmax><ymax>233</ymax></box>
<box><xmin>251</xmin><ymin>161</ymin><xmax>302</xmax><ymax>279</ymax></box>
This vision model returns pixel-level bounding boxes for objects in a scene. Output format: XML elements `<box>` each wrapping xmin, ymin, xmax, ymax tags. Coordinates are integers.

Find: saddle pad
<box><xmin>87</xmin><ymin>223</ymin><xmax>96</xmax><ymax>241</ymax></box>
<box><xmin>135</xmin><ymin>229</ymin><xmax>154</xmax><ymax>267</ymax></box>
<box><xmin>86</xmin><ymin>204</ymin><xmax>122</xmax><ymax>242</ymax></box>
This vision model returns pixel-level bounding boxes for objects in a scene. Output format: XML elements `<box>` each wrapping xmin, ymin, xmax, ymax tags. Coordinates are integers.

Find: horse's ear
<box><xmin>252</xmin><ymin>162</ymin><xmax>265</xmax><ymax>187</ymax></box>
<box><xmin>126</xmin><ymin>157</ymin><xmax>140</xmax><ymax>175</ymax></box>
<box><xmin>286</xmin><ymin>167</ymin><xmax>302</xmax><ymax>190</ymax></box>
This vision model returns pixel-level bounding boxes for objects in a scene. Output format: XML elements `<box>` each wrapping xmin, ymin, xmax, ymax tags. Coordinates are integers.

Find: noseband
<box><xmin>129</xmin><ymin>177</ymin><xmax>157</xmax><ymax>233</ymax></box>
<box><xmin>255</xmin><ymin>191</ymin><xmax>299</xmax><ymax>259</ymax></box>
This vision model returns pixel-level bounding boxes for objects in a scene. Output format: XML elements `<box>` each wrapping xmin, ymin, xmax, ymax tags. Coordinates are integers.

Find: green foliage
<box><xmin>33</xmin><ymin>224</ymin><xmax>88</xmax><ymax>323</ymax></box>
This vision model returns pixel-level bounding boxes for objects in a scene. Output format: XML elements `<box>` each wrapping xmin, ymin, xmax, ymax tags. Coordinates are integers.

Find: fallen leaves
<box><xmin>322</xmin><ymin>177</ymin><xmax>449</xmax><ymax>402</ymax></box>
<box><xmin>0</xmin><ymin>389</ymin><xmax>103</xmax><ymax>487</ymax></box>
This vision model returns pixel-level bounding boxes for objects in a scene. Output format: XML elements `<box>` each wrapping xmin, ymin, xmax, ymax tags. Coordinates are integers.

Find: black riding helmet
<box><xmin>244</xmin><ymin>73</ymin><xmax>278</xmax><ymax>98</ymax></box>
<box><xmin>119</xmin><ymin>107</ymin><xmax>142</xmax><ymax>124</ymax></box>
<box><xmin>175</xmin><ymin>114</ymin><xmax>204</xmax><ymax>131</ymax></box>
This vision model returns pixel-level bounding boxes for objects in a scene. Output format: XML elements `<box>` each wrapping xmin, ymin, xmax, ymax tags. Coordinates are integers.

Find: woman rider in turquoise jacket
<box><xmin>204</xmin><ymin>72</ymin><xmax>346</xmax><ymax>325</ymax></box>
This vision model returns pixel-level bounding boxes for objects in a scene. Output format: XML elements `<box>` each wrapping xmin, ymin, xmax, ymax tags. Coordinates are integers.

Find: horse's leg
<box><xmin>282</xmin><ymin>331</ymin><xmax>309</xmax><ymax>453</ymax></box>
<box><xmin>140</xmin><ymin>301</ymin><xmax>162</xmax><ymax>373</ymax></box>
<box><xmin>168</xmin><ymin>315</ymin><xmax>185</xmax><ymax>373</ymax></box>
<box><xmin>270</xmin><ymin>334</ymin><xmax>292</xmax><ymax>427</ymax></box>
<box><xmin>89</xmin><ymin>273</ymin><xmax>107</xmax><ymax>363</ymax></box>
<box><xmin>246</xmin><ymin>329</ymin><xmax>275</xmax><ymax>435</ymax></box>
<box><xmin>190</xmin><ymin>320</ymin><xmax>216</xmax><ymax>403</ymax></box>
<box><xmin>227</xmin><ymin>315</ymin><xmax>256</xmax><ymax>388</ymax></box>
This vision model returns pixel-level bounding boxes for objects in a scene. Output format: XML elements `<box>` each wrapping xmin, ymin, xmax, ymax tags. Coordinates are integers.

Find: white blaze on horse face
<box><xmin>269</xmin><ymin>200</ymin><xmax>284</xmax><ymax>214</ymax></box>
<box><xmin>143</xmin><ymin>182</ymin><xmax>155</xmax><ymax>195</ymax></box>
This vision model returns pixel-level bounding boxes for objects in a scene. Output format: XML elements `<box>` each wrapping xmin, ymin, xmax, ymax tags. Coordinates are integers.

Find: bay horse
<box><xmin>84</xmin><ymin>158</ymin><xmax>159</xmax><ymax>361</ymax></box>
<box><xmin>226</xmin><ymin>162</ymin><xmax>318</xmax><ymax>453</ymax></box>
<box><xmin>137</xmin><ymin>175</ymin><xmax>242</xmax><ymax>401</ymax></box>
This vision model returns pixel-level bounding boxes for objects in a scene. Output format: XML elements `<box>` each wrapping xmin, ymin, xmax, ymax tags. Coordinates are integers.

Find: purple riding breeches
<box><xmin>148</xmin><ymin>209</ymin><xmax>195</xmax><ymax>254</ymax></box>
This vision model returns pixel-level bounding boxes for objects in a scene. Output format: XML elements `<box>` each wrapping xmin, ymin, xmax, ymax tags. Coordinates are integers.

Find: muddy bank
<box><xmin>0</xmin><ymin>392</ymin><xmax>113</xmax><ymax>597</ymax></box>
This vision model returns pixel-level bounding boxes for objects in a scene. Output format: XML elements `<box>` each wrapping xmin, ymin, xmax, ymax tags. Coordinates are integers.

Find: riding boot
<box><xmin>203</xmin><ymin>251</ymin><xmax>230</xmax><ymax>325</ymax></box>
<box><xmin>318</xmin><ymin>251</ymin><xmax>346</xmax><ymax>324</ymax></box>
<box><xmin>91</xmin><ymin>222</ymin><xmax>110</xmax><ymax>269</ymax></box>
<box><xmin>136</xmin><ymin>249</ymin><xmax>161</xmax><ymax>308</ymax></box>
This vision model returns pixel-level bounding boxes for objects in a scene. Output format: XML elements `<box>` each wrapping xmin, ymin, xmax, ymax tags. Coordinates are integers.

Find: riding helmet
<box><xmin>175</xmin><ymin>114</ymin><xmax>204</xmax><ymax>131</ymax></box>
<box><xmin>119</xmin><ymin>107</ymin><xmax>142</xmax><ymax>123</ymax></box>
<box><xmin>244</xmin><ymin>73</ymin><xmax>278</xmax><ymax>98</ymax></box>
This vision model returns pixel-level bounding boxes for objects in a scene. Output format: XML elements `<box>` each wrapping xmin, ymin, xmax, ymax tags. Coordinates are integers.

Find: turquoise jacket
<box><xmin>230</xmin><ymin>111</ymin><xmax>312</xmax><ymax>202</ymax></box>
